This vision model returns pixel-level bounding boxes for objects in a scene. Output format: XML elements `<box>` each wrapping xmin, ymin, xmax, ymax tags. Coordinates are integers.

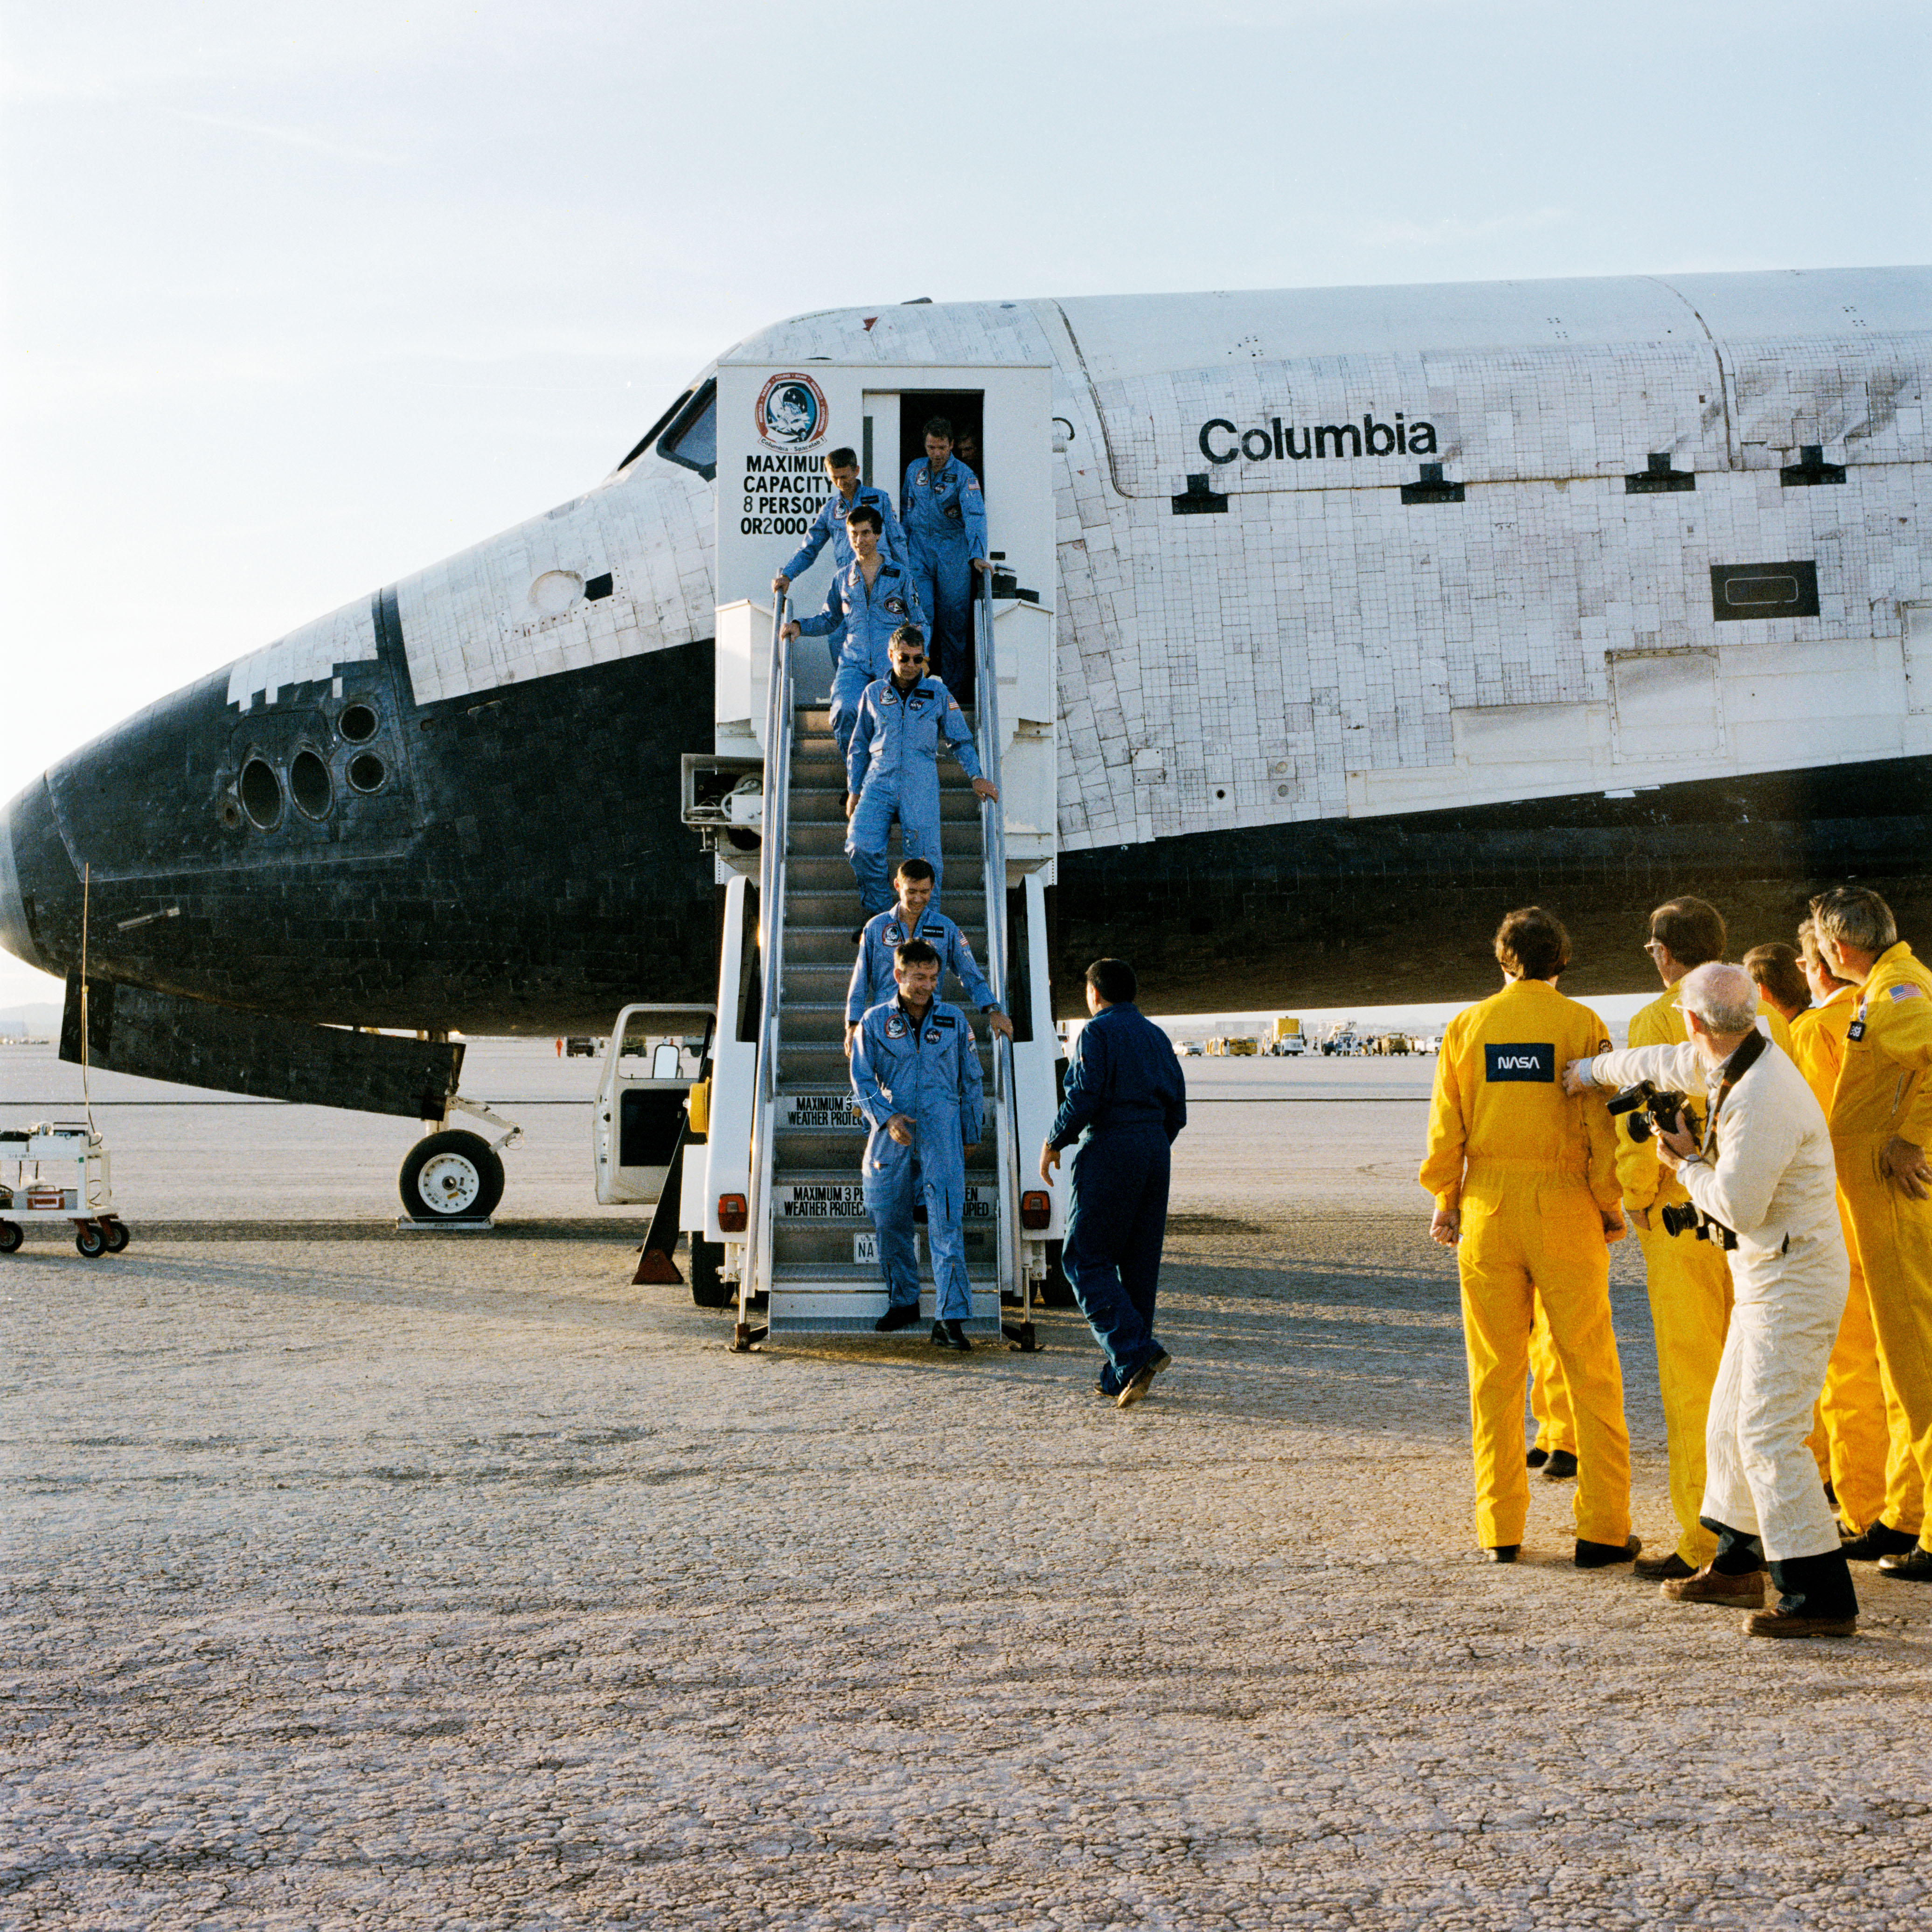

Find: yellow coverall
<box><xmin>1421</xmin><ymin>978</ymin><xmax>1631</xmax><ymax>1551</ymax></box>
<box><xmin>1618</xmin><ymin>986</ymin><xmax>1792</xmax><ymax>1567</ymax></box>
<box><xmin>1529</xmin><ymin>1299</ymin><xmax>1577</xmax><ymax>1456</ymax></box>
<box><xmin>1791</xmin><ymin>993</ymin><xmax>1916</xmax><ymax>1536</ymax></box>
<box><xmin>1830</xmin><ymin>940</ymin><xmax>1932</xmax><ymax>1558</ymax></box>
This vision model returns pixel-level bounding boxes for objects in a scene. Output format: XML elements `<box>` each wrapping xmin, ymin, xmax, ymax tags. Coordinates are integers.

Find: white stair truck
<box><xmin>680</xmin><ymin>360</ymin><xmax>1065</xmax><ymax>1350</ymax></box>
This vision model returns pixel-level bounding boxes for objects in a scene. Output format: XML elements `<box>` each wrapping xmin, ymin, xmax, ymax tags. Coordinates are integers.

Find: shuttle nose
<box><xmin>0</xmin><ymin>789</ymin><xmax>44</xmax><ymax>973</ymax></box>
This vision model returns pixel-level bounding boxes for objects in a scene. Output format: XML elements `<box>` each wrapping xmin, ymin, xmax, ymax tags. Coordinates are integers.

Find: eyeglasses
<box><xmin>1642</xmin><ymin>940</ymin><xmax>1667</xmax><ymax>956</ymax></box>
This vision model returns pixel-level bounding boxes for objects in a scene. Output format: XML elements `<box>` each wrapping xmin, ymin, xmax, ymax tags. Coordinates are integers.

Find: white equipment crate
<box><xmin>0</xmin><ymin>1121</ymin><xmax>129</xmax><ymax>1257</ymax></box>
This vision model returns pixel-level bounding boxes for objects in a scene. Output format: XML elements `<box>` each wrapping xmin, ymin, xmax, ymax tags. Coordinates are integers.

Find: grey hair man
<box><xmin>1565</xmin><ymin>962</ymin><xmax>1857</xmax><ymax>1638</ymax></box>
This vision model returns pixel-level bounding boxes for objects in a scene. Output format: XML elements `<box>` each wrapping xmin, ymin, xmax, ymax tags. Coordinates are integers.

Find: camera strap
<box><xmin>1701</xmin><ymin>1027</ymin><xmax>1769</xmax><ymax>1156</ymax></box>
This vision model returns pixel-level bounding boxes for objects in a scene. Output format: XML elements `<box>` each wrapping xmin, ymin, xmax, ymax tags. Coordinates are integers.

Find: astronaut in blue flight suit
<box><xmin>1041</xmin><ymin>957</ymin><xmax>1188</xmax><ymax>1407</ymax></box>
<box><xmin>902</xmin><ymin>415</ymin><xmax>989</xmax><ymax>704</ymax></box>
<box><xmin>771</xmin><ymin>446</ymin><xmax>907</xmax><ymax>672</ymax></box>
<box><xmin>850</xmin><ymin>938</ymin><xmax>985</xmax><ymax>1349</ymax></box>
<box><xmin>844</xmin><ymin>856</ymin><xmax>1015</xmax><ymax>1052</ymax></box>
<box><xmin>844</xmin><ymin>626</ymin><xmax>999</xmax><ymax>919</ymax></box>
<box><xmin>783</xmin><ymin>505</ymin><xmax>923</xmax><ymax>763</ymax></box>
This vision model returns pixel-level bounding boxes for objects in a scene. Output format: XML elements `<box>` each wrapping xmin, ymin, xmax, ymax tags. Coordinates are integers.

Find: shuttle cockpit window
<box><xmin>612</xmin><ymin>376</ymin><xmax>718</xmax><ymax>480</ymax></box>
<box><xmin>656</xmin><ymin>380</ymin><xmax>716</xmax><ymax>480</ymax></box>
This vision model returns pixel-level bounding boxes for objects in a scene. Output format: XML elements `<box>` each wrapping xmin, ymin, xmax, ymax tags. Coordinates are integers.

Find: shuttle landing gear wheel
<box><xmin>105</xmin><ymin>1219</ymin><xmax>130</xmax><ymax>1253</ymax></box>
<box><xmin>400</xmin><ymin>1130</ymin><xmax>505</xmax><ymax>1222</ymax></box>
<box><xmin>0</xmin><ymin>1221</ymin><xmax>21</xmax><ymax>1253</ymax></box>
<box><xmin>688</xmin><ymin>1236</ymin><xmax>730</xmax><ymax>1308</ymax></box>
<box><xmin>75</xmin><ymin>1223</ymin><xmax>108</xmax><ymax>1258</ymax></box>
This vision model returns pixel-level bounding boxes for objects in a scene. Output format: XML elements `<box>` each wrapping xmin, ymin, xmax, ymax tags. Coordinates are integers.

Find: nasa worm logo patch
<box><xmin>755</xmin><ymin>372</ymin><xmax>828</xmax><ymax>451</ymax></box>
<box><xmin>1485</xmin><ymin>1042</ymin><xmax>1555</xmax><ymax>1082</ymax></box>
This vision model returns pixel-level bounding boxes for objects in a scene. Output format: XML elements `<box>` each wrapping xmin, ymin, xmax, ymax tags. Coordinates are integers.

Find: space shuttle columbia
<box><xmin>1</xmin><ymin>267</ymin><xmax>1928</xmax><ymax>1291</ymax></box>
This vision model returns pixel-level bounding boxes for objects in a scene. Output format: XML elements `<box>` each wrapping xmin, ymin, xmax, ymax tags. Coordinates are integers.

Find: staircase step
<box><xmin>776</xmin><ymin>1126</ymin><xmax>996</xmax><ymax>1167</ymax></box>
<box><xmin>791</xmin><ymin>789</ymin><xmax>981</xmax><ymax>824</ymax></box>
<box><xmin>786</xmin><ymin>827</ymin><xmax>987</xmax><ymax>858</ymax></box>
<box><xmin>774</xmin><ymin>1262</ymin><xmax>999</xmax><ymax>1284</ymax></box>
<box><xmin>784</xmin><ymin>897</ymin><xmax>986</xmax><ymax>935</ymax></box>
<box><xmin>783</xmin><ymin>929</ymin><xmax>988</xmax><ymax>970</ymax></box>
<box><xmin>782</xmin><ymin>961</ymin><xmax>1000</xmax><ymax>1007</ymax></box>
<box><xmin>787</xmin><ymin>855</ymin><xmax>986</xmax><ymax>889</ymax></box>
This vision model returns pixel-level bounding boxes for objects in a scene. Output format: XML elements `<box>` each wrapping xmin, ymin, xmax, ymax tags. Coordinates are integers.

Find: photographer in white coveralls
<box><xmin>1566</xmin><ymin>962</ymin><xmax>1858</xmax><ymax>1639</ymax></box>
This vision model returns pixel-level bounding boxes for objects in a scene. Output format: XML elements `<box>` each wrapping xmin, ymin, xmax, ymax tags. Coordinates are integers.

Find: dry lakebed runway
<box><xmin>3</xmin><ymin>1040</ymin><xmax>1928</xmax><ymax>1930</ymax></box>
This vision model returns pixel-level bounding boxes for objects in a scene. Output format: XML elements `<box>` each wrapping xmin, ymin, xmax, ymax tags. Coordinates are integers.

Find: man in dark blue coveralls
<box><xmin>1041</xmin><ymin>958</ymin><xmax>1188</xmax><ymax>1407</ymax></box>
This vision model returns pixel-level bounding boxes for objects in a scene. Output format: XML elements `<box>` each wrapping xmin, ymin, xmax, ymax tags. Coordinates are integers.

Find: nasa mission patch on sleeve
<box><xmin>1485</xmin><ymin>1042</ymin><xmax>1556</xmax><ymax>1082</ymax></box>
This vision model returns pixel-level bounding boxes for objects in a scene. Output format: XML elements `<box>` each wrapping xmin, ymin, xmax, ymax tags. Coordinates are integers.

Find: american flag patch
<box><xmin>1891</xmin><ymin>984</ymin><xmax>1925</xmax><ymax>1001</ymax></box>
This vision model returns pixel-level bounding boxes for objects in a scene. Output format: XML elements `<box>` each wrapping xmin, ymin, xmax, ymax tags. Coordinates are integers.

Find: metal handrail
<box><xmin>740</xmin><ymin>592</ymin><xmax>792</xmax><ymax>1309</ymax></box>
<box><xmin>974</xmin><ymin>574</ymin><xmax>1024</xmax><ymax>1309</ymax></box>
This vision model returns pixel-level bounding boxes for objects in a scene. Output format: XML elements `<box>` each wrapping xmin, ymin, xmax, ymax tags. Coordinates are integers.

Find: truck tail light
<box><xmin>717</xmin><ymin>1193</ymin><xmax>747</xmax><ymax>1233</ymax></box>
<box><xmin>1020</xmin><ymin>1190</ymin><xmax>1051</xmax><ymax>1230</ymax></box>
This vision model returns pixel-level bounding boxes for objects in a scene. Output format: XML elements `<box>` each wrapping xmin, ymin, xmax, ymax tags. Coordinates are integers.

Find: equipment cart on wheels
<box><xmin>0</xmin><ymin>1122</ymin><xmax>129</xmax><ymax>1258</ymax></box>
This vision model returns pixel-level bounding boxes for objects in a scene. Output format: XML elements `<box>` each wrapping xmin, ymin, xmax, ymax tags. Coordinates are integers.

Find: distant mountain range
<box><xmin>0</xmin><ymin>1003</ymin><xmax>61</xmax><ymax>1036</ymax></box>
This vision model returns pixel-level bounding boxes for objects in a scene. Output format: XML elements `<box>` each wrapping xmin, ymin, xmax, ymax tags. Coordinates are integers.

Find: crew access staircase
<box><xmin>730</xmin><ymin>589</ymin><xmax>1034</xmax><ymax>1350</ymax></box>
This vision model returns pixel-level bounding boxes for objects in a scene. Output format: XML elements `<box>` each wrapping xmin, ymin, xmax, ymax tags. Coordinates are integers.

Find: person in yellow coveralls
<box><xmin>1420</xmin><ymin>906</ymin><xmax>1637</xmax><ymax>1568</ymax></box>
<box><xmin>1527</xmin><ymin>1302</ymin><xmax>1578</xmax><ymax>1480</ymax></box>
<box><xmin>1789</xmin><ymin>919</ymin><xmax>1916</xmax><ymax>1552</ymax></box>
<box><xmin>1619</xmin><ymin>898</ymin><xmax>1793</xmax><ymax>1585</ymax></box>
<box><xmin>1811</xmin><ymin>886</ymin><xmax>1932</xmax><ymax>1582</ymax></box>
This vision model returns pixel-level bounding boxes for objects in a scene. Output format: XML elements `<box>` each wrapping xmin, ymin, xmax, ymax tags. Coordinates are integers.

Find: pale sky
<box><xmin>3</xmin><ymin>0</ymin><xmax>1928</xmax><ymax>1011</ymax></box>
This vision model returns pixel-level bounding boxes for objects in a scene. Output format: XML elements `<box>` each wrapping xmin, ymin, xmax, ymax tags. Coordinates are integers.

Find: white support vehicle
<box><xmin>0</xmin><ymin>1121</ymin><xmax>127</xmax><ymax>1257</ymax></box>
<box><xmin>592</xmin><ymin>1004</ymin><xmax>727</xmax><ymax>1305</ymax></box>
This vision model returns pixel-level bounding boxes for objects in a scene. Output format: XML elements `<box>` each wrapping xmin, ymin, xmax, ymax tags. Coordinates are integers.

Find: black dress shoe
<box><xmin>930</xmin><ymin>1319</ymin><xmax>972</xmax><ymax>1351</ymax></box>
<box><xmin>1877</xmin><ymin>1544</ymin><xmax>1932</xmax><ymax>1581</ymax></box>
<box><xmin>1485</xmin><ymin>1545</ymin><xmax>1519</xmax><ymax>1564</ymax></box>
<box><xmin>1540</xmin><ymin>1450</ymin><xmax>1578</xmax><ymax>1482</ymax></box>
<box><xmin>1842</xmin><ymin>1521</ymin><xmax>1919</xmax><ymax>1562</ymax></box>
<box><xmin>1525</xmin><ymin>1447</ymin><xmax>1549</xmax><ymax>1470</ymax></box>
<box><xmin>1633</xmin><ymin>1550</ymin><xmax>1697</xmax><ymax>1582</ymax></box>
<box><xmin>874</xmin><ymin>1303</ymin><xmax>921</xmax><ymax>1333</ymax></box>
<box><xmin>1575</xmin><ymin>1534</ymin><xmax>1642</xmax><ymax>1570</ymax></box>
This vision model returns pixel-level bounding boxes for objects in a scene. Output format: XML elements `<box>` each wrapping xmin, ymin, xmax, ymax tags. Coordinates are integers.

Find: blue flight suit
<box><xmin>796</xmin><ymin>556</ymin><xmax>923</xmax><ymax>763</ymax></box>
<box><xmin>851</xmin><ymin>994</ymin><xmax>984</xmax><ymax>1321</ymax></box>
<box><xmin>846</xmin><ymin>907</ymin><xmax>1000</xmax><ymax>1027</ymax></box>
<box><xmin>1048</xmin><ymin>1001</ymin><xmax>1188</xmax><ymax>1393</ymax></box>
<box><xmin>778</xmin><ymin>484</ymin><xmax>908</xmax><ymax>671</ymax></box>
<box><xmin>845</xmin><ymin>674</ymin><xmax>982</xmax><ymax>918</ymax></box>
<box><xmin>902</xmin><ymin>452</ymin><xmax>987</xmax><ymax>702</ymax></box>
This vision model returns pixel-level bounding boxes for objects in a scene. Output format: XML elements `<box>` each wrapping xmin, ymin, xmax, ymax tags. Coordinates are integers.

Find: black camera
<box><xmin>1658</xmin><ymin>1200</ymin><xmax>1737</xmax><ymax>1250</ymax></box>
<box><xmin>1605</xmin><ymin>1081</ymin><xmax>1691</xmax><ymax>1144</ymax></box>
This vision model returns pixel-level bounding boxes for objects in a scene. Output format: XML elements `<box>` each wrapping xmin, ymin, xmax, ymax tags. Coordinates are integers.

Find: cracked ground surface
<box><xmin>2</xmin><ymin>1046</ymin><xmax>1928</xmax><ymax>1929</ymax></box>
